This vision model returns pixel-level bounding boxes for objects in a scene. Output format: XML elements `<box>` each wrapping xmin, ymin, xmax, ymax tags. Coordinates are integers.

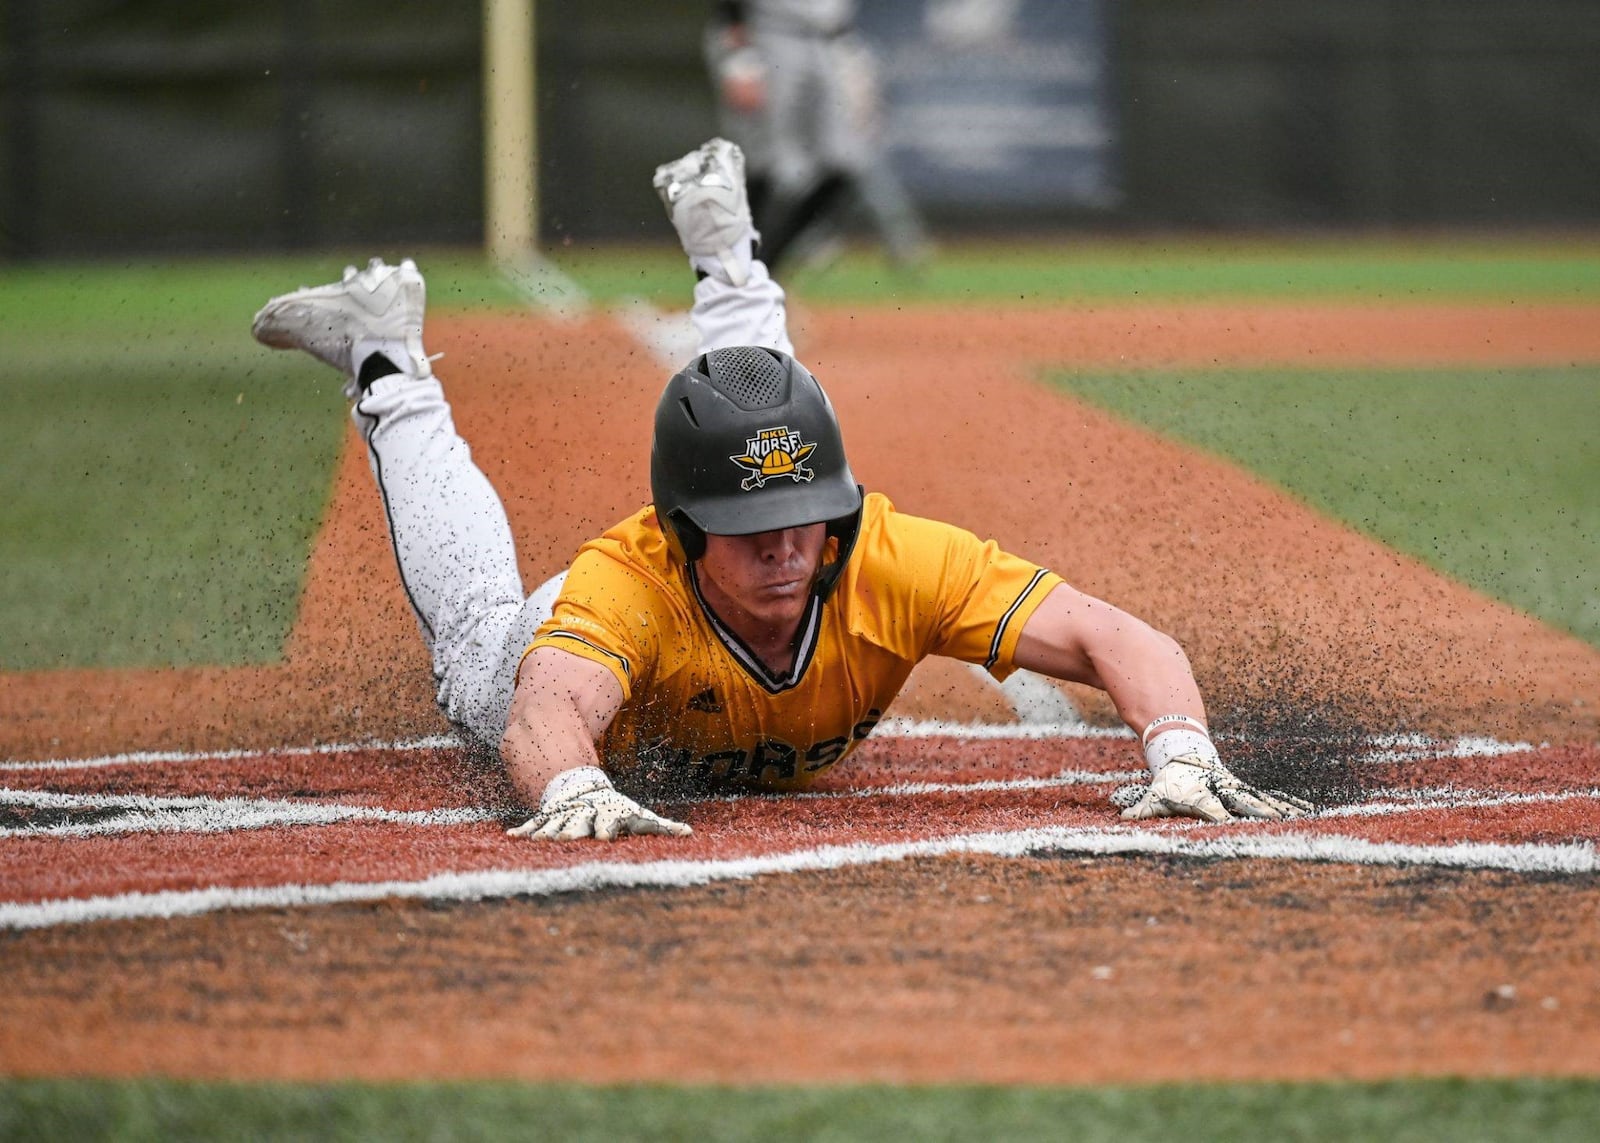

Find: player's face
<box><xmin>698</xmin><ymin>524</ymin><xmax>829</xmax><ymax>632</ymax></box>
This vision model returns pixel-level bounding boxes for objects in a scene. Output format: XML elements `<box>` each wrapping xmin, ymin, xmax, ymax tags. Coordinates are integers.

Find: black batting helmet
<box><xmin>651</xmin><ymin>346</ymin><xmax>863</xmax><ymax>589</ymax></box>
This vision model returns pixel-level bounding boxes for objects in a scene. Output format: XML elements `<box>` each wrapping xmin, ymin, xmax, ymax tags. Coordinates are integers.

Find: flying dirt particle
<box><xmin>1201</xmin><ymin>653</ymin><xmax>1414</xmax><ymax>808</ymax></box>
<box><xmin>1483</xmin><ymin>983</ymin><xmax>1518</xmax><ymax>1011</ymax></box>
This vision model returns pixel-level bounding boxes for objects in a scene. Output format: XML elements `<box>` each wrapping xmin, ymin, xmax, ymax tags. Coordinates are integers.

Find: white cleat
<box><xmin>251</xmin><ymin>257</ymin><xmax>433</xmax><ymax>388</ymax></box>
<box><xmin>652</xmin><ymin>138</ymin><xmax>755</xmax><ymax>286</ymax></box>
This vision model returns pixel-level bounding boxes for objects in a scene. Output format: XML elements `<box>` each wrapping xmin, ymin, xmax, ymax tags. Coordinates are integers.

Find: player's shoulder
<box><xmin>566</xmin><ymin>506</ymin><xmax>688</xmax><ymax>603</ymax></box>
<box><xmin>579</xmin><ymin>505</ymin><xmax>671</xmax><ymax>561</ymax></box>
<box><xmin>855</xmin><ymin>491</ymin><xmax>977</xmax><ymax>551</ymax></box>
<box><xmin>843</xmin><ymin>492</ymin><xmax>977</xmax><ymax>592</ymax></box>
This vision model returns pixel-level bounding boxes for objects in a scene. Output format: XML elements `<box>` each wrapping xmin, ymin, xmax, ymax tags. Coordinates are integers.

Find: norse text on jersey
<box><xmin>634</xmin><ymin>709</ymin><xmax>883</xmax><ymax>787</ymax></box>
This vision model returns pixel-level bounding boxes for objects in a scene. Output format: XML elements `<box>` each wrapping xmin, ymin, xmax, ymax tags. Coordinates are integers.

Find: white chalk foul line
<box><xmin>609</xmin><ymin>298</ymin><xmax>702</xmax><ymax>371</ymax></box>
<box><xmin>3</xmin><ymin>823</ymin><xmax>1595</xmax><ymax>931</ymax></box>
<box><xmin>496</xmin><ymin>256</ymin><xmax>592</xmax><ymax>321</ymax></box>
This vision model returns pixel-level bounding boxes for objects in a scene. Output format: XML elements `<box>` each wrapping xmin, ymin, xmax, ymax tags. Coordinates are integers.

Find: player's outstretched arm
<box><xmin>1012</xmin><ymin>584</ymin><xmax>1310</xmax><ymax>823</ymax></box>
<box><xmin>501</xmin><ymin>647</ymin><xmax>692</xmax><ymax>841</ymax></box>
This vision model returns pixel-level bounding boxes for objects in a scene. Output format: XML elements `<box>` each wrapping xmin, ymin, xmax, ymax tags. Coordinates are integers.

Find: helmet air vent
<box><xmin>705</xmin><ymin>346</ymin><xmax>787</xmax><ymax>409</ymax></box>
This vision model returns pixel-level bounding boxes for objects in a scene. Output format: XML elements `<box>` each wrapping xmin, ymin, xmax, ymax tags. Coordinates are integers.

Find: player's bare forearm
<box><xmin>501</xmin><ymin>647</ymin><xmax>693</xmax><ymax>842</ymax></box>
<box><xmin>1013</xmin><ymin>583</ymin><xmax>1206</xmax><ymax>734</ymax></box>
<box><xmin>500</xmin><ymin>647</ymin><xmax>626</xmax><ymax>807</ymax></box>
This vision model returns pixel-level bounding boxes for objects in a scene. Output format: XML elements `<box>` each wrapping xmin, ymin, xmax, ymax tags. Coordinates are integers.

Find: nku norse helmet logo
<box><xmin>729</xmin><ymin>425</ymin><xmax>817</xmax><ymax>491</ymax></box>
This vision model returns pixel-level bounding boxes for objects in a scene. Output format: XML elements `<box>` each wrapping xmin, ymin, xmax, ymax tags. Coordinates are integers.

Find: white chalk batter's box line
<box><xmin>0</xmin><ymin>722</ymin><xmax>1541</xmax><ymax>773</ymax></box>
<box><xmin>0</xmin><ymin>788</ymin><xmax>498</xmax><ymax>839</ymax></box>
<box><xmin>0</xmin><ymin>726</ymin><xmax>1563</xmax><ymax>841</ymax></box>
<box><xmin>2</xmin><ymin>768</ymin><xmax>1596</xmax><ymax>843</ymax></box>
<box><xmin>0</xmin><ymin>722</ymin><xmax>1555</xmax><ymax>828</ymax></box>
<box><xmin>2</xmin><ymin>818</ymin><xmax>1597</xmax><ymax>933</ymax></box>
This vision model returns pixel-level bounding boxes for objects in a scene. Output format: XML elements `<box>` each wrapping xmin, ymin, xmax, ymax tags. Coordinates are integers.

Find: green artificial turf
<box><xmin>2</xmin><ymin>1077</ymin><xmax>1598</xmax><ymax>1141</ymax></box>
<box><xmin>0</xmin><ymin>361</ymin><xmax>346</xmax><ymax>669</ymax></box>
<box><xmin>1052</xmin><ymin>366</ymin><xmax>1600</xmax><ymax>648</ymax></box>
<box><xmin>0</xmin><ymin>253</ymin><xmax>521</xmax><ymax>671</ymax></box>
<box><xmin>0</xmin><ymin>252</ymin><xmax>523</xmax><ymax>378</ymax></box>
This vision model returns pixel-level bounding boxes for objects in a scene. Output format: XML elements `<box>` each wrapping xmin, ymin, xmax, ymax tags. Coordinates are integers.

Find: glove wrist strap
<box><xmin>689</xmin><ymin>232</ymin><xmax>758</xmax><ymax>286</ymax></box>
<box><xmin>1141</xmin><ymin>713</ymin><xmax>1208</xmax><ymax>747</ymax></box>
<box><xmin>540</xmin><ymin>765</ymin><xmax>612</xmax><ymax>810</ymax></box>
<box><xmin>1143</xmin><ymin>728</ymin><xmax>1220</xmax><ymax>775</ymax></box>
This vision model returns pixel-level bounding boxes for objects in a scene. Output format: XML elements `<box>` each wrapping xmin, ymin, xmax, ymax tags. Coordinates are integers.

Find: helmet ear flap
<box><xmin>664</xmin><ymin>508</ymin><xmax>707</xmax><ymax>562</ymax></box>
<box><xmin>813</xmin><ymin>489</ymin><xmax>865</xmax><ymax>601</ymax></box>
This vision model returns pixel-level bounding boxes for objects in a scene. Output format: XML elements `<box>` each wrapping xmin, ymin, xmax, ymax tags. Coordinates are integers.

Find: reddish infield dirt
<box><xmin>3</xmin><ymin>300</ymin><xmax>1600</xmax><ymax>1084</ymax></box>
<box><xmin>8</xmin><ymin>860</ymin><xmax>1600</xmax><ymax>1085</ymax></box>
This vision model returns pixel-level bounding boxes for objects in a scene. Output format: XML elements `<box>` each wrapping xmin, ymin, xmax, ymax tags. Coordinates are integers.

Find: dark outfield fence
<box><xmin>2</xmin><ymin>0</ymin><xmax>1597</xmax><ymax>258</ymax></box>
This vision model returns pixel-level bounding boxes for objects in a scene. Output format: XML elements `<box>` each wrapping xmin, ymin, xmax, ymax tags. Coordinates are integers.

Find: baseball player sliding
<box><xmin>251</xmin><ymin>138</ymin><xmax>1310</xmax><ymax>841</ymax></box>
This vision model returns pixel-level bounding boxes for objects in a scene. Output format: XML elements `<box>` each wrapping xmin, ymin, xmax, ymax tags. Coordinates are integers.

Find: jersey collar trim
<box><xmin>687</xmin><ymin>565</ymin><xmax>823</xmax><ymax>693</ymax></box>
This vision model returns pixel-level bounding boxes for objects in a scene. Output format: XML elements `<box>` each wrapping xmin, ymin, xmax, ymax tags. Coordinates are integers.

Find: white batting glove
<box><xmin>1119</xmin><ymin>754</ymin><xmax>1313</xmax><ymax>823</ymax></box>
<box><xmin>652</xmin><ymin>138</ymin><xmax>754</xmax><ymax>286</ymax></box>
<box><xmin>1116</xmin><ymin>716</ymin><xmax>1313</xmax><ymax>823</ymax></box>
<box><xmin>507</xmin><ymin>766</ymin><xmax>692</xmax><ymax>842</ymax></box>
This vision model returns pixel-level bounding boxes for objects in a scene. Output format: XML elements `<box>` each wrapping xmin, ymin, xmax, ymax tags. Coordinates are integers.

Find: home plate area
<box><xmin>5</xmin><ymin>719</ymin><xmax>1599</xmax><ymax>932</ymax></box>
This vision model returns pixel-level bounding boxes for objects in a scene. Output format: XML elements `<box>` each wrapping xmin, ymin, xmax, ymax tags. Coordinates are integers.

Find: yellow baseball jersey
<box><xmin>525</xmin><ymin>492</ymin><xmax>1062</xmax><ymax>792</ymax></box>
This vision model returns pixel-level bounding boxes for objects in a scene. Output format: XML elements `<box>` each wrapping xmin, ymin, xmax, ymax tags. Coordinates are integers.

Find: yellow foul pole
<box><xmin>483</xmin><ymin>0</ymin><xmax>537</xmax><ymax>264</ymax></box>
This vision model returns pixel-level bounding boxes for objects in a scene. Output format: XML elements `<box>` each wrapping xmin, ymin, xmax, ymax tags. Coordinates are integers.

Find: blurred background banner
<box><xmin>2</xmin><ymin>0</ymin><xmax>1600</xmax><ymax>258</ymax></box>
<box><xmin>854</xmin><ymin>0</ymin><xmax>1118</xmax><ymax>214</ymax></box>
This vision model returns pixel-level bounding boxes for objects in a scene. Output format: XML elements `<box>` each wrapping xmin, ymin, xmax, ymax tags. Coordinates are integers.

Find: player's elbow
<box><xmin>1137</xmin><ymin>620</ymin><xmax>1190</xmax><ymax>669</ymax></box>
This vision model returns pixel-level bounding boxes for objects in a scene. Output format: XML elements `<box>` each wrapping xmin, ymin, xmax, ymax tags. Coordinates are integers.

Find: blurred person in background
<box><xmin>705</xmin><ymin>0</ymin><xmax>931</xmax><ymax>273</ymax></box>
